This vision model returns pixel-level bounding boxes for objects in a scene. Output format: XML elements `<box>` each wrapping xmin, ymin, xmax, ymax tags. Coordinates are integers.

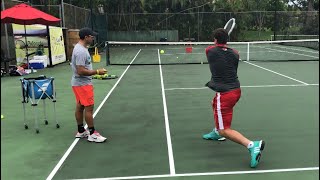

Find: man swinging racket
<box><xmin>203</xmin><ymin>25</ymin><xmax>265</xmax><ymax>168</ymax></box>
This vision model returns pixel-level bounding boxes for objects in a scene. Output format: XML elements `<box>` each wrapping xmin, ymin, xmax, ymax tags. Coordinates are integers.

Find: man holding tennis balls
<box><xmin>203</xmin><ymin>28</ymin><xmax>265</xmax><ymax>168</ymax></box>
<box><xmin>71</xmin><ymin>27</ymin><xmax>107</xmax><ymax>143</ymax></box>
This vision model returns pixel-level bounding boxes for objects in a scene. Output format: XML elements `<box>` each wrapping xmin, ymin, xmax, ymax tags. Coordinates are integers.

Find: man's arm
<box><xmin>76</xmin><ymin>65</ymin><xmax>97</xmax><ymax>76</ymax></box>
<box><xmin>205</xmin><ymin>46</ymin><xmax>215</xmax><ymax>57</ymax></box>
<box><xmin>75</xmin><ymin>51</ymin><xmax>107</xmax><ymax>76</ymax></box>
<box><xmin>231</xmin><ymin>48</ymin><xmax>240</xmax><ymax>60</ymax></box>
<box><xmin>76</xmin><ymin>66</ymin><xmax>107</xmax><ymax>76</ymax></box>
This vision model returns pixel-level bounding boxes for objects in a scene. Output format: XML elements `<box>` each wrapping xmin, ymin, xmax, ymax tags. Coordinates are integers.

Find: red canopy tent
<box><xmin>1</xmin><ymin>3</ymin><xmax>61</xmax><ymax>69</ymax></box>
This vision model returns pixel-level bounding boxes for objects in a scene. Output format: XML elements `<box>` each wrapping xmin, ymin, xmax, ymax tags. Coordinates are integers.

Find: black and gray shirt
<box><xmin>205</xmin><ymin>44</ymin><xmax>240</xmax><ymax>92</ymax></box>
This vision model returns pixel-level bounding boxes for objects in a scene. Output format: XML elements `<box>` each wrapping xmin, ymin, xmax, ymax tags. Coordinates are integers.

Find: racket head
<box><xmin>224</xmin><ymin>18</ymin><xmax>236</xmax><ymax>35</ymax></box>
<box><xmin>15</xmin><ymin>39</ymin><xmax>26</xmax><ymax>49</ymax></box>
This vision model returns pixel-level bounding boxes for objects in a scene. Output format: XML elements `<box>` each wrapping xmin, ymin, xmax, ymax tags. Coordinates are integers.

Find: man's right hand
<box><xmin>97</xmin><ymin>68</ymin><xmax>107</xmax><ymax>75</ymax></box>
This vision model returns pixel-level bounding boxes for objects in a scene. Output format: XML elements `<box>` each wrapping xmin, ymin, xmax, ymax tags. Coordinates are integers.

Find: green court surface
<box><xmin>1</xmin><ymin>49</ymin><xmax>319</xmax><ymax>180</ymax></box>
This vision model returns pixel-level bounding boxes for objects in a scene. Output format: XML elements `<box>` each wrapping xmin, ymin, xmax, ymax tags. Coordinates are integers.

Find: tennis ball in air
<box><xmin>1</xmin><ymin>115</ymin><xmax>4</xmax><ymax>119</ymax></box>
<box><xmin>160</xmin><ymin>50</ymin><xmax>165</xmax><ymax>54</ymax></box>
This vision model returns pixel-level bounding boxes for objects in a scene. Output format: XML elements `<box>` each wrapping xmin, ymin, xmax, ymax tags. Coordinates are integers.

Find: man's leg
<box><xmin>219</xmin><ymin>128</ymin><xmax>265</xmax><ymax>168</ymax></box>
<box><xmin>208</xmin><ymin>90</ymin><xmax>265</xmax><ymax>168</ymax></box>
<box><xmin>203</xmin><ymin>94</ymin><xmax>225</xmax><ymax>141</ymax></box>
<box><xmin>218</xmin><ymin>128</ymin><xmax>250</xmax><ymax>147</ymax></box>
<box><xmin>85</xmin><ymin>104</ymin><xmax>107</xmax><ymax>143</ymax></box>
<box><xmin>75</xmin><ymin>102</ymin><xmax>85</xmax><ymax>126</ymax></box>
<box><xmin>74</xmin><ymin>102</ymin><xmax>88</xmax><ymax>138</ymax></box>
<box><xmin>73</xmin><ymin>85</ymin><xmax>87</xmax><ymax>138</ymax></box>
<box><xmin>84</xmin><ymin>105</ymin><xmax>94</xmax><ymax>131</ymax></box>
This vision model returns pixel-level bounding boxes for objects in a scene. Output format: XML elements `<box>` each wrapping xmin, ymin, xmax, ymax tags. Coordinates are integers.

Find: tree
<box><xmin>33</xmin><ymin>0</ymin><xmax>317</xmax><ymax>41</ymax></box>
<box><xmin>286</xmin><ymin>0</ymin><xmax>319</xmax><ymax>34</ymax></box>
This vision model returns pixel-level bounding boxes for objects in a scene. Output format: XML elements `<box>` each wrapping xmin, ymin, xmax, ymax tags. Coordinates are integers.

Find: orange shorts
<box><xmin>72</xmin><ymin>85</ymin><xmax>94</xmax><ymax>106</ymax></box>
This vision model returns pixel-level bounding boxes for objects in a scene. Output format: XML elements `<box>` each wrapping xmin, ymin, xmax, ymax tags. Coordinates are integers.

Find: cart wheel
<box><xmin>24</xmin><ymin>125</ymin><xmax>29</xmax><ymax>129</ymax></box>
<box><xmin>45</xmin><ymin>120</ymin><xmax>48</xmax><ymax>125</ymax></box>
<box><xmin>56</xmin><ymin>124</ymin><xmax>60</xmax><ymax>128</ymax></box>
<box><xmin>36</xmin><ymin>129</ymin><xmax>40</xmax><ymax>134</ymax></box>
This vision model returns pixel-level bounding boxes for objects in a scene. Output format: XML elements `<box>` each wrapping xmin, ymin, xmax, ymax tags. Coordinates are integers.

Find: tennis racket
<box><xmin>15</xmin><ymin>39</ymin><xmax>26</xmax><ymax>49</ymax></box>
<box><xmin>224</xmin><ymin>18</ymin><xmax>236</xmax><ymax>35</ymax></box>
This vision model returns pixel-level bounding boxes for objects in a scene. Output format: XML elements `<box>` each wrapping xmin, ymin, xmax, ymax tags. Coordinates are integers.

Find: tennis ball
<box><xmin>1</xmin><ymin>115</ymin><xmax>4</xmax><ymax>119</ymax></box>
<box><xmin>160</xmin><ymin>50</ymin><xmax>165</xmax><ymax>54</ymax></box>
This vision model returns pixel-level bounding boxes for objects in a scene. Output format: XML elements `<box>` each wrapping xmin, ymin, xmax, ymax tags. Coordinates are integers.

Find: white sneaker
<box><xmin>75</xmin><ymin>130</ymin><xmax>89</xmax><ymax>138</ymax></box>
<box><xmin>87</xmin><ymin>131</ymin><xmax>107</xmax><ymax>143</ymax></box>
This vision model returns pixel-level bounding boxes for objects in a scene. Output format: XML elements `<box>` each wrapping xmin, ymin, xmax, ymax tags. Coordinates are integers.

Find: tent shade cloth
<box><xmin>1</xmin><ymin>3</ymin><xmax>60</xmax><ymax>25</ymax></box>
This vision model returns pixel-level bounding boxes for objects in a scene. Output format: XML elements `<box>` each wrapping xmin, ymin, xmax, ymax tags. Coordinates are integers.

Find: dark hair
<box><xmin>79</xmin><ymin>27</ymin><xmax>97</xmax><ymax>40</ymax></box>
<box><xmin>213</xmin><ymin>28</ymin><xmax>228</xmax><ymax>44</ymax></box>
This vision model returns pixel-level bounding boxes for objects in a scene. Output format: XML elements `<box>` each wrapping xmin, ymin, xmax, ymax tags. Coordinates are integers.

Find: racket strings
<box><xmin>224</xmin><ymin>18</ymin><xmax>236</xmax><ymax>35</ymax></box>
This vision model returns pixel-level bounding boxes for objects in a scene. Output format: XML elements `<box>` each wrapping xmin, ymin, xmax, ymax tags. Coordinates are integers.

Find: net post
<box><xmin>247</xmin><ymin>42</ymin><xmax>250</xmax><ymax>61</ymax></box>
<box><xmin>106</xmin><ymin>41</ymin><xmax>110</xmax><ymax>66</ymax></box>
<box><xmin>273</xmin><ymin>0</ymin><xmax>278</xmax><ymax>41</ymax></box>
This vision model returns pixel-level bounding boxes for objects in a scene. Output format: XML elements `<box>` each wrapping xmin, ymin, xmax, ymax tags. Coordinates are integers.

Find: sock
<box><xmin>89</xmin><ymin>127</ymin><xmax>95</xmax><ymax>135</ymax></box>
<box><xmin>77</xmin><ymin>124</ymin><xmax>85</xmax><ymax>133</ymax></box>
<box><xmin>214</xmin><ymin>128</ymin><xmax>220</xmax><ymax>135</ymax></box>
<box><xmin>247</xmin><ymin>141</ymin><xmax>254</xmax><ymax>149</ymax></box>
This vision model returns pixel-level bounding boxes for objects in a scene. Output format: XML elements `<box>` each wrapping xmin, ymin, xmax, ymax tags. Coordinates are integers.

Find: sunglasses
<box><xmin>86</xmin><ymin>35</ymin><xmax>94</xmax><ymax>38</ymax></box>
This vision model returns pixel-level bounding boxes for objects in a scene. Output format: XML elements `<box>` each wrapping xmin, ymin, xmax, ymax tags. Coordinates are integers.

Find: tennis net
<box><xmin>270</xmin><ymin>35</ymin><xmax>319</xmax><ymax>41</ymax></box>
<box><xmin>106</xmin><ymin>39</ymin><xmax>319</xmax><ymax>65</ymax></box>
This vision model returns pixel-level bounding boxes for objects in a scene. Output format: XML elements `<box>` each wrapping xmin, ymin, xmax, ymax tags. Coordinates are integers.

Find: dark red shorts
<box><xmin>72</xmin><ymin>85</ymin><xmax>94</xmax><ymax>106</ymax></box>
<box><xmin>211</xmin><ymin>88</ymin><xmax>241</xmax><ymax>130</ymax></box>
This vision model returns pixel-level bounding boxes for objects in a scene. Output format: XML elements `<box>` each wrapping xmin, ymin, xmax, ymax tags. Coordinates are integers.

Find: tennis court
<box><xmin>45</xmin><ymin>41</ymin><xmax>319</xmax><ymax>180</ymax></box>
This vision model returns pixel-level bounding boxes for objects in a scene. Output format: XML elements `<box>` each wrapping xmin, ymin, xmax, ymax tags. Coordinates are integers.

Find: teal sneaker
<box><xmin>202</xmin><ymin>130</ymin><xmax>226</xmax><ymax>141</ymax></box>
<box><xmin>248</xmin><ymin>140</ymin><xmax>265</xmax><ymax>168</ymax></box>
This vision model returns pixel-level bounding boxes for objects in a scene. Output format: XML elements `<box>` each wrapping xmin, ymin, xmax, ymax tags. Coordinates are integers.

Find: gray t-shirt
<box><xmin>71</xmin><ymin>43</ymin><xmax>93</xmax><ymax>86</ymax></box>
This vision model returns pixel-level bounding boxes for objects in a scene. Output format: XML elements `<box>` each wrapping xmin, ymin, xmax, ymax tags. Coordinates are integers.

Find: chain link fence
<box><xmin>2</xmin><ymin>1</ymin><xmax>319</xmax><ymax>59</ymax></box>
<box><xmin>63</xmin><ymin>3</ymin><xmax>91</xmax><ymax>29</ymax></box>
<box><xmin>106</xmin><ymin>11</ymin><xmax>319</xmax><ymax>42</ymax></box>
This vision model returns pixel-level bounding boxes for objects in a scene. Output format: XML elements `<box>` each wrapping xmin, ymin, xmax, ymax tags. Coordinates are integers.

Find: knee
<box><xmin>85</xmin><ymin>105</ymin><xmax>94</xmax><ymax>113</ymax></box>
<box><xmin>76</xmin><ymin>105</ymin><xmax>84</xmax><ymax>112</ymax></box>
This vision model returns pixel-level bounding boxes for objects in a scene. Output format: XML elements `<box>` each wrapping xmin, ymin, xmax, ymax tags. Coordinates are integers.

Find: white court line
<box><xmin>244</xmin><ymin>61</ymin><xmax>310</xmax><ymax>85</ymax></box>
<box><xmin>240</xmin><ymin>50</ymin><xmax>280</xmax><ymax>54</ymax></box>
<box><xmin>158</xmin><ymin>49</ymin><xmax>176</xmax><ymax>175</ymax></box>
<box><xmin>165</xmin><ymin>84</ymin><xmax>319</xmax><ymax>91</ymax></box>
<box><xmin>45</xmin><ymin>49</ymin><xmax>142</xmax><ymax>180</ymax></box>
<box><xmin>162</xmin><ymin>53</ymin><xmax>203</xmax><ymax>55</ymax></box>
<box><xmin>70</xmin><ymin>167</ymin><xmax>319</xmax><ymax>180</ymax></box>
<box><xmin>273</xmin><ymin>44</ymin><xmax>319</xmax><ymax>54</ymax></box>
<box><xmin>255</xmin><ymin>45</ymin><xmax>319</xmax><ymax>59</ymax></box>
<box><xmin>165</xmin><ymin>87</ymin><xmax>208</xmax><ymax>91</ymax></box>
